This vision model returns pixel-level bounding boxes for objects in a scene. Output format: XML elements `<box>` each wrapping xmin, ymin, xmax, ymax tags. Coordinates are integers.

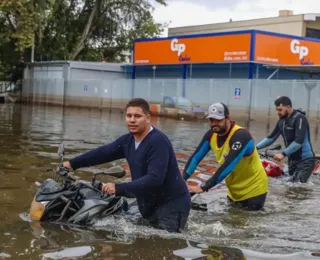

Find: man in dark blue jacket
<box><xmin>256</xmin><ymin>96</ymin><xmax>315</xmax><ymax>183</ymax></box>
<box><xmin>62</xmin><ymin>98</ymin><xmax>191</xmax><ymax>233</ymax></box>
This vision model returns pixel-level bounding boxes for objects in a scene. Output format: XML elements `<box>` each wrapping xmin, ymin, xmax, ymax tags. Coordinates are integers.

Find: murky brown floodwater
<box><xmin>1</xmin><ymin>103</ymin><xmax>320</xmax><ymax>260</ymax></box>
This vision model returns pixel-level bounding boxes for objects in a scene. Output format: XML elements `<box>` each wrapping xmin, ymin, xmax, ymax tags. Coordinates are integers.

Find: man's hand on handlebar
<box><xmin>55</xmin><ymin>164</ymin><xmax>70</xmax><ymax>176</ymax></box>
<box><xmin>62</xmin><ymin>161</ymin><xmax>72</xmax><ymax>169</ymax></box>
<box><xmin>54</xmin><ymin>163</ymin><xmax>78</xmax><ymax>181</ymax></box>
<box><xmin>101</xmin><ymin>183</ymin><xmax>116</xmax><ymax>195</ymax></box>
<box><xmin>273</xmin><ymin>153</ymin><xmax>285</xmax><ymax>162</ymax></box>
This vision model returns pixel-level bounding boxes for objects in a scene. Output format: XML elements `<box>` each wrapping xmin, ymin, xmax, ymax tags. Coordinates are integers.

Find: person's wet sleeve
<box><xmin>115</xmin><ymin>137</ymin><xmax>169</xmax><ymax>197</ymax></box>
<box><xmin>182</xmin><ymin>129</ymin><xmax>212</xmax><ymax>180</ymax></box>
<box><xmin>69</xmin><ymin>136</ymin><xmax>125</xmax><ymax>170</ymax></box>
<box><xmin>282</xmin><ymin>114</ymin><xmax>306</xmax><ymax>157</ymax></box>
<box><xmin>201</xmin><ymin>129</ymin><xmax>253</xmax><ymax>191</ymax></box>
<box><xmin>256</xmin><ymin>122</ymin><xmax>281</xmax><ymax>150</ymax></box>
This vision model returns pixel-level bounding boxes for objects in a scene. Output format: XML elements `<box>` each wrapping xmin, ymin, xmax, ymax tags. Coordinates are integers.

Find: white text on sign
<box><xmin>171</xmin><ymin>38</ymin><xmax>186</xmax><ymax>56</ymax></box>
<box><xmin>290</xmin><ymin>39</ymin><xmax>309</xmax><ymax>60</ymax></box>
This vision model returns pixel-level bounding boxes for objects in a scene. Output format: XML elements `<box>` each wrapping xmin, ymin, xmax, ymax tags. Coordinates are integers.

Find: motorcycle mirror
<box><xmin>94</xmin><ymin>166</ymin><xmax>126</xmax><ymax>179</ymax></box>
<box><xmin>58</xmin><ymin>143</ymin><xmax>65</xmax><ymax>158</ymax></box>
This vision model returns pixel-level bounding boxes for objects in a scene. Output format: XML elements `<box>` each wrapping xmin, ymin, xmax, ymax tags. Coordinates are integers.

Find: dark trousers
<box><xmin>227</xmin><ymin>192</ymin><xmax>267</xmax><ymax>211</ymax></box>
<box><xmin>148</xmin><ymin>193</ymin><xmax>191</xmax><ymax>233</ymax></box>
<box><xmin>289</xmin><ymin>157</ymin><xmax>315</xmax><ymax>183</ymax></box>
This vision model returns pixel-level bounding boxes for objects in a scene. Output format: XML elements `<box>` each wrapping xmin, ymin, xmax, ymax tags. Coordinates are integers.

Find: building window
<box><xmin>306</xmin><ymin>28</ymin><xmax>320</xmax><ymax>39</ymax></box>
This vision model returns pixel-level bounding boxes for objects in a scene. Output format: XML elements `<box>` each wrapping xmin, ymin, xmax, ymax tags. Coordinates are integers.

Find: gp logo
<box><xmin>290</xmin><ymin>39</ymin><xmax>309</xmax><ymax>60</ymax></box>
<box><xmin>170</xmin><ymin>38</ymin><xmax>186</xmax><ymax>56</ymax></box>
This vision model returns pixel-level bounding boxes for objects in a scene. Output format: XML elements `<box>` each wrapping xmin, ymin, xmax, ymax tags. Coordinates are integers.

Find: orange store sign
<box><xmin>133</xmin><ymin>31</ymin><xmax>320</xmax><ymax>66</ymax></box>
<box><xmin>133</xmin><ymin>33</ymin><xmax>252</xmax><ymax>65</ymax></box>
<box><xmin>254</xmin><ymin>33</ymin><xmax>320</xmax><ymax>65</ymax></box>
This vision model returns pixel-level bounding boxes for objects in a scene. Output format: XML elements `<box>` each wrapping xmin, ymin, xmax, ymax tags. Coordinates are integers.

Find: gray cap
<box><xmin>205</xmin><ymin>102</ymin><xmax>229</xmax><ymax>120</ymax></box>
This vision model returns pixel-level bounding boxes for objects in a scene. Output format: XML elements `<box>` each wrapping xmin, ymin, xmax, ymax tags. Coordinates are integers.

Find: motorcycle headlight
<box><xmin>29</xmin><ymin>198</ymin><xmax>46</xmax><ymax>221</ymax></box>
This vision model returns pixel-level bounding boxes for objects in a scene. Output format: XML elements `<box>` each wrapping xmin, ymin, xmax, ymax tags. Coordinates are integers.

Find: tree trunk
<box><xmin>6</xmin><ymin>14</ymin><xmax>16</xmax><ymax>32</ymax></box>
<box><xmin>69</xmin><ymin>0</ymin><xmax>100</xmax><ymax>60</ymax></box>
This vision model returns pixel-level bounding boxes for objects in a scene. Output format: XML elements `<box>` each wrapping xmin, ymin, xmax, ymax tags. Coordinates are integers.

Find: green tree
<box><xmin>0</xmin><ymin>0</ymin><xmax>56</xmax><ymax>80</ymax></box>
<box><xmin>0</xmin><ymin>0</ymin><xmax>167</xmax><ymax>81</ymax></box>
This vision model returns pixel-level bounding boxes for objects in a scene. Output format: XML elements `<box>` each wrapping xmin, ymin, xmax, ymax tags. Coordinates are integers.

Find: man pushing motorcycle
<box><xmin>185</xmin><ymin>102</ymin><xmax>268</xmax><ymax>211</ymax></box>
<box><xmin>256</xmin><ymin>96</ymin><xmax>315</xmax><ymax>183</ymax></box>
<box><xmin>61</xmin><ymin>98</ymin><xmax>191</xmax><ymax>233</ymax></box>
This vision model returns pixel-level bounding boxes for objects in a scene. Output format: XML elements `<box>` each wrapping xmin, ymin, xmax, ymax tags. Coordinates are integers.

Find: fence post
<box><xmin>28</xmin><ymin>79</ymin><xmax>31</xmax><ymax>104</ymax></box>
<box><xmin>176</xmin><ymin>78</ymin><xmax>181</xmax><ymax>97</ymax></box>
<box><xmin>304</xmin><ymin>81</ymin><xmax>317</xmax><ymax>118</ymax></box>
<box><xmin>45</xmin><ymin>79</ymin><xmax>48</xmax><ymax>105</ymax></box>
<box><xmin>247</xmin><ymin>79</ymin><xmax>253</xmax><ymax>120</ymax></box>
<box><xmin>33</xmin><ymin>79</ymin><xmax>37</xmax><ymax>104</ymax></box>
<box><xmin>147</xmin><ymin>79</ymin><xmax>151</xmax><ymax>100</ymax></box>
<box><xmin>209</xmin><ymin>79</ymin><xmax>213</xmax><ymax>101</ymax></box>
<box><xmin>98</xmin><ymin>80</ymin><xmax>102</xmax><ymax>110</ymax></box>
<box><xmin>161</xmin><ymin>79</ymin><xmax>165</xmax><ymax>100</ymax></box>
<box><xmin>182</xmin><ymin>64</ymin><xmax>187</xmax><ymax>97</ymax></box>
<box><xmin>253</xmin><ymin>79</ymin><xmax>258</xmax><ymax>113</ymax></box>
<box><xmin>227</xmin><ymin>81</ymin><xmax>230</xmax><ymax>107</ymax></box>
<box><xmin>182</xmin><ymin>79</ymin><xmax>186</xmax><ymax>97</ymax></box>
<box><xmin>109</xmin><ymin>80</ymin><xmax>113</xmax><ymax>112</ymax></box>
<box><xmin>131</xmin><ymin>79</ymin><xmax>135</xmax><ymax>99</ymax></box>
<box><xmin>291</xmin><ymin>80</ymin><xmax>296</xmax><ymax>105</ymax></box>
<box><xmin>317</xmin><ymin>82</ymin><xmax>320</xmax><ymax>121</ymax></box>
<box><xmin>267</xmin><ymin>80</ymin><xmax>272</xmax><ymax>117</ymax></box>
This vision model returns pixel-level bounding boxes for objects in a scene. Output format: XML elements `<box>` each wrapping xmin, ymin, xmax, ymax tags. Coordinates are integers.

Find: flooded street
<box><xmin>1</xmin><ymin>103</ymin><xmax>320</xmax><ymax>259</ymax></box>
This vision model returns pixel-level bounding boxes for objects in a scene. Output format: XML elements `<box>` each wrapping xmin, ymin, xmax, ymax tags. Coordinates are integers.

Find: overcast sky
<box><xmin>152</xmin><ymin>0</ymin><xmax>320</xmax><ymax>36</ymax></box>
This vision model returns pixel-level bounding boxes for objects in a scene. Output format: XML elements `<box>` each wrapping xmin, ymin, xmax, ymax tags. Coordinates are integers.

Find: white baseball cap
<box><xmin>205</xmin><ymin>102</ymin><xmax>230</xmax><ymax>120</ymax></box>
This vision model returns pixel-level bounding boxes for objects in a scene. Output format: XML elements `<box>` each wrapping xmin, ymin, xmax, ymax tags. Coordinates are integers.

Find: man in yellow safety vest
<box><xmin>184</xmin><ymin>102</ymin><xmax>268</xmax><ymax>210</ymax></box>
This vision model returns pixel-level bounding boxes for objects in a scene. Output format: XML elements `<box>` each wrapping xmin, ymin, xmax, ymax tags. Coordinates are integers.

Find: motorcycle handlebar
<box><xmin>259</xmin><ymin>150</ymin><xmax>275</xmax><ymax>160</ymax></box>
<box><xmin>92</xmin><ymin>180</ymin><xmax>103</xmax><ymax>191</ymax></box>
<box><xmin>258</xmin><ymin>144</ymin><xmax>282</xmax><ymax>160</ymax></box>
<box><xmin>55</xmin><ymin>165</ymin><xmax>77</xmax><ymax>182</ymax></box>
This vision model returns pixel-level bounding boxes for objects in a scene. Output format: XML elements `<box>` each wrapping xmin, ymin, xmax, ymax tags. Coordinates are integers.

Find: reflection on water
<box><xmin>1</xmin><ymin>221</ymin><xmax>319</xmax><ymax>260</ymax></box>
<box><xmin>1</xmin><ymin>103</ymin><xmax>320</xmax><ymax>259</ymax></box>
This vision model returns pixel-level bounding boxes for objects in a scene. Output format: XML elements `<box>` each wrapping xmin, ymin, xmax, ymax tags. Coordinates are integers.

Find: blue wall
<box><xmin>123</xmin><ymin>63</ymin><xmax>320</xmax><ymax>80</ymax></box>
<box><xmin>134</xmin><ymin>63</ymin><xmax>251</xmax><ymax>79</ymax></box>
<box><xmin>253</xmin><ymin>64</ymin><xmax>320</xmax><ymax>79</ymax></box>
<box><xmin>185</xmin><ymin>63</ymin><xmax>250</xmax><ymax>79</ymax></box>
<box><xmin>135</xmin><ymin>65</ymin><xmax>184</xmax><ymax>78</ymax></box>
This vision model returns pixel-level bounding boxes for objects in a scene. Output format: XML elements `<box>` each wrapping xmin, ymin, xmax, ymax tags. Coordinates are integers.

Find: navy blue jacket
<box><xmin>69</xmin><ymin>127</ymin><xmax>190</xmax><ymax>218</ymax></box>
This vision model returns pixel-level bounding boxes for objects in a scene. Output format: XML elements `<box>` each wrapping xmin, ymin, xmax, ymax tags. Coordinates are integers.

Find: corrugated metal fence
<box><xmin>22</xmin><ymin>78</ymin><xmax>320</xmax><ymax>120</ymax></box>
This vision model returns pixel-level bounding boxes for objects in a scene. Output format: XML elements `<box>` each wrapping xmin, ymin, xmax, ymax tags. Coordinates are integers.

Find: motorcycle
<box><xmin>29</xmin><ymin>143</ymin><xmax>129</xmax><ymax>226</ymax></box>
<box><xmin>258</xmin><ymin>144</ymin><xmax>320</xmax><ymax>177</ymax></box>
<box><xmin>258</xmin><ymin>144</ymin><xmax>285</xmax><ymax>177</ymax></box>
